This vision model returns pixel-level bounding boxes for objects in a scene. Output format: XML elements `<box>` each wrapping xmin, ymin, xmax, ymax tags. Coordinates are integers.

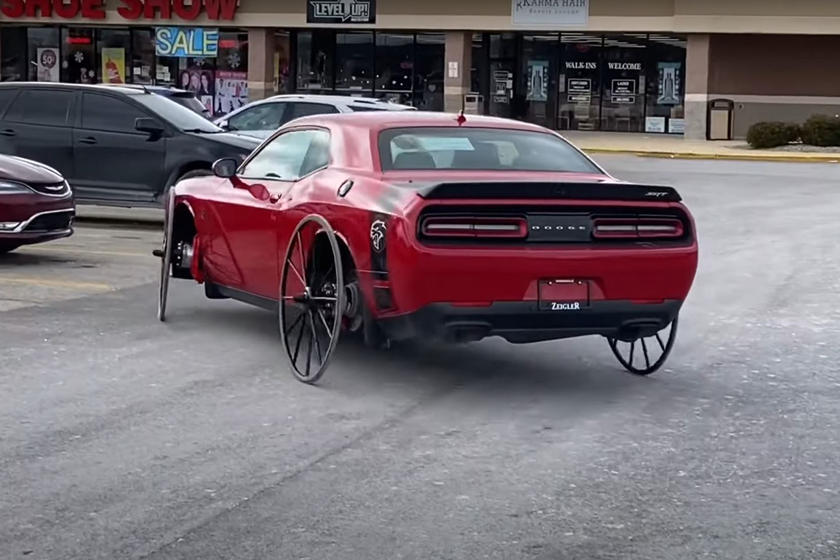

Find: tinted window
<box><xmin>81</xmin><ymin>93</ymin><xmax>149</xmax><ymax>133</ymax></box>
<box><xmin>132</xmin><ymin>92</ymin><xmax>222</xmax><ymax>133</ymax></box>
<box><xmin>0</xmin><ymin>89</ymin><xmax>19</xmax><ymax>116</ymax></box>
<box><xmin>229</xmin><ymin>103</ymin><xmax>287</xmax><ymax>131</ymax></box>
<box><xmin>285</xmin><ymin>102</ymin><xmax>340</xmax><ymax>122</ymax></box>
<box><xmin>378</xmin><ymin>127</ymin><xmax>601</xmax><ymax>173</ymax></box>
<box><xmin>5</xmin><ymin>89</ymin><xmax>73</xmax><ymax>126</ymax></box>
<box><xmin>240</xmin><ymin>129</ymin><xmax>330</xmax><ymax>181</ymax></box>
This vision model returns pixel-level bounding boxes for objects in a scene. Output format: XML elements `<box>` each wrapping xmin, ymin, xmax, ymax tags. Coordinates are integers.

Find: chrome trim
<box><xmin>7</xmin><ymin>208</ymin><xmax>74</xmax><ymax>234</ymax></box>
<box><xmin>27</xmin><ymin>180</ymin><xmax>73</xmax><ymax>198</ymax></box>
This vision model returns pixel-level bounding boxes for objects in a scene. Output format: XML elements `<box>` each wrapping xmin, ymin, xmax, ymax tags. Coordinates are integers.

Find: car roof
<box><xmin>97</xmin><ymin>84</ymin><xmax>194</xmax><ymax>96</ymax></box>
<box><xmin>257</xmin><ymin>93</ymin><xmax>415</xmax><ymax>110</ymax></box>
<box><xmin>0</xmin><ymin>81</ymin><xmax>147</xmax><ymax>96</ymax></box>
<box><xmin>287</xmin><ymin>111</ymin><xmax>553</xmax><ymax>133</ymax></box>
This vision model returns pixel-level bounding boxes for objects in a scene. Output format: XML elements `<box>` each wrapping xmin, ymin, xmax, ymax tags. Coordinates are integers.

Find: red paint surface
<box><xmin>1</xmin><ymin>0</ymin><xmax>236</xmax><ymax>19</ymax></box>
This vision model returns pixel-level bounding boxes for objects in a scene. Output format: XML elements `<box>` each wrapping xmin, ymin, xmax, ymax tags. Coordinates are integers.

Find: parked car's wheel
<box><xmin>0</xmin><ymin>242</ymin><xmax>21</xmax><ymax>254</ymax></box>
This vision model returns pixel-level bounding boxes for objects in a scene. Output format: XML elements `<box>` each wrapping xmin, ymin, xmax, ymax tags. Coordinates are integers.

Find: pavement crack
<box><xmin>135</xmin><ymin>383</ymin><xmax>459</xmax><ymax>559</ymax></box>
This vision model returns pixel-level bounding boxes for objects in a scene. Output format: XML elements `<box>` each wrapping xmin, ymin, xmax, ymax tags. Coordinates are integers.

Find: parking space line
<box><xmin>19</xmin><ymin>246</ymin><xmax>151</xmax><ymax>258</ymax></box>
<box><xmin>0</xmin><ymin>276</ymin><xmax>113</xmax><ymax>290</ymax></box>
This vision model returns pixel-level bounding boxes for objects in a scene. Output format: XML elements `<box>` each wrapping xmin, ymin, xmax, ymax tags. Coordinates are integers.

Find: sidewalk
<box><xmin>562</xmin><ymin>131</ymin><xmax>840</xmax><ymax>163</ymax></box>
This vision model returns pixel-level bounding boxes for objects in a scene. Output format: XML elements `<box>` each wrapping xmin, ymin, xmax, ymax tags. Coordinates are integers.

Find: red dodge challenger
<box><xmin>157</xmin><ymin>112</ymin><xmax>698</xmax><ymax>383</ymax></box>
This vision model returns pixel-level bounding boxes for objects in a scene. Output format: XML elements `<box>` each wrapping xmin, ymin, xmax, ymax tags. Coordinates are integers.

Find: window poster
<box><xmin>215</xmin><ymin>70</ymin><xmax>248</xmax><ymax>115</ymax></box>
<box><xmin>179</xmin><ymin>65</ymin><xmax>216</xmax><ymax>112</ymax></box>
<box><xmin>657</xmin><ymin>62</ymin><xmax>681</xmax><ymax>105</ymax></box>
<box><xmin>101</xmin><ymin>48</ymin><xmax>126</xmax><ymax>84</ymax></box>
<box><xmin>526</xmin><ymin>60</ymin><xmax>549</xmax><ymax>102</ymax></box>
<box><xmin>36</xmin><ymin>47</ymin><xmax>59</xmax><ymax>82</ymax></box>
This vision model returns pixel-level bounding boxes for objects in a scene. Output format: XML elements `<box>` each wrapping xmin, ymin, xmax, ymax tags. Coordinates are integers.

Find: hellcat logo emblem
<box><xmin>645</xmin><ymin>191</ymin><xmax>668</xmax><ymax>197</ymax></box>
<box><xmin>370</xmin><ymin>219</ymin><xmax>386</xmax><ymax>252</ymax></box>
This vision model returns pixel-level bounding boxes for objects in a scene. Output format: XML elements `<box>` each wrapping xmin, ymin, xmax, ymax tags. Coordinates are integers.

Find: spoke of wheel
<box><xmin>628</xmin><ymin>341</ymin><xmax>635</xmax><ymax>368</ymax></box>
<box><xmin>284</xmin><ymin>309</ymin><xmax>304</xmax><ymax>336</ymax></box>
<box><xmin>316</xmin><ymin>307</ymin><xmax>333</xmax><ymax>341</ymax></box>
<box><xmin>309</xmin><ymin>310</ymin><xmax>323</xmax><ymax>365</ymax></box>
<box><xmin>655</xmin><ymin>332</ymin><xmax>666</xmax><ymax>352</ymax></box>
<box><xmin>286</xmin><ymin>258</ymin><xmax>306</xmax><ymax>289</ymax></box>
<box><xmin>292</xmin><ymin>313</ymin><xmax>306</xmax><ymax>365</ymax></box>
<box><xmin>309</xmin><ymin>296</ymin><xmax>337</xmax><ymax>302</ymax></box>
<box><xmin>305</xmin><ymin>314</ymin><xmax>314</xmax><ymax>377</ymax></box>
<box><xmin>641</xmin><ymin>338</ymin><xmax>651</xmax><ymax>370</ymax></box>
<box><xmin>296</xmin><ymin>232</ymin><xmax>309</xmax><ymax>284</ymax></box>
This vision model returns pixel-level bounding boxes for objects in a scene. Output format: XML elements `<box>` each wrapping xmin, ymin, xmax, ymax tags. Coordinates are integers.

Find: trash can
<box><xmin>463</xmin><ymin>93</ymin><xmax>484</xmax><ymax>115</ymax></box>
<box><xmin>707</xmin><ymin>98</ymin><xmax>734</xmax><ymax>140</ymax></box>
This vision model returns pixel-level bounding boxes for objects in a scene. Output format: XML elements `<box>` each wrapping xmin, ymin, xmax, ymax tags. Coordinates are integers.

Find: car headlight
<box><xmin>0</xmin><ymin>180</ymin><xmax>31</xmax><ymax>194</ymax></box>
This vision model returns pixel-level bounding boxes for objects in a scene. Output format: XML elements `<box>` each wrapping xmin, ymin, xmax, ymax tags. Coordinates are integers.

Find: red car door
<box><xmin>212</xmin><ymin>127</ymin><xmax>331</xmax><ymax>299</ymax></box>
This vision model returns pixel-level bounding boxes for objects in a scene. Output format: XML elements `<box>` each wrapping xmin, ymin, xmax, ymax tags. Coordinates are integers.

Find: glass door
<box><xmin>487</xmin><ymin>33</ymin><xmax>515</xmax><ymax>119</ymax></box>
<box><xmin>557</xmin><ymin>34</ymin><xmax>602</xmax><ymax>131</ymax></box>
<box><xmin>519</xmin><ymin>34</ymin><xmax>558</xmax><ymax>129</ymax></box>
<box><xmin>601</xmin><ymin>34</ymin><xmax>646</xmax><ymax>132</ymax></box>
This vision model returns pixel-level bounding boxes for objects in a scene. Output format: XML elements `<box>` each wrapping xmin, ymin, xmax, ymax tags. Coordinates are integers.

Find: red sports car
<box><xmin>157</xmin><ymin>112</ymin><xmax>698</xmax><ymax>383</ymax></box>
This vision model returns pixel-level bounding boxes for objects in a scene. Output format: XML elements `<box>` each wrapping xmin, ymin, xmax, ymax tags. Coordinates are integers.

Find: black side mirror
<box><xmin>135</xmin><ymin>117</ymin><xmax>165</xmax><ymax>138</ymax></box>
<box><xmin>212</xmin><ymin>157</ymin><xmax>238</xmax><ymax>178</ymax></box>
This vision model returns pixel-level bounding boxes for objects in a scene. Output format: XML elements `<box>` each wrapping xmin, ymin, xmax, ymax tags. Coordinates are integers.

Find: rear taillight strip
<box><xmin>593</xmin><ymin>218</ymin><xmax>684</xmax><ymax>239</ymax></box>
<box><xmin>421</xmin><ymin>217</ymin><xmax>527</xmax><ymax>239</ymax></box>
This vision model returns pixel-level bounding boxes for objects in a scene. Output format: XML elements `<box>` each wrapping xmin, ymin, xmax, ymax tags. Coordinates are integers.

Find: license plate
<box><xmin>538</xmin><ymin>279</ymin><xmax>589</xmax><ymax>311</ymax></box>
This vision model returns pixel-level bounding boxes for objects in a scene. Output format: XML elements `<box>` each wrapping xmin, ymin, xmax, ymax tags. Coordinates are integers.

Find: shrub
<box><xmin>745</xmin><ymin>121</ymin><xmax>801</xmax><ymax>149</ymax></box>
<box><xmin>800</xmin><ymin>114</ymin><xmax>840</xmax><ymax>146</ymax></box>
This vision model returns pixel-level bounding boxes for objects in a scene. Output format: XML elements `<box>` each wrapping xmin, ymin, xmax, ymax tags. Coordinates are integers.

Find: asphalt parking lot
<box><xmin>1</xmin><ymin>155</ymin><xmax>839</xmax><ymax>560</ymax></box>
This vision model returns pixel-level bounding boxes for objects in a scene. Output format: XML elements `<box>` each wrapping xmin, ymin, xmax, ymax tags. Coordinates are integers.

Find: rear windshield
<box><xmin>378</xmin><ymin>127</ymin><xmax>601</xmax><ymax>173</ymax></box>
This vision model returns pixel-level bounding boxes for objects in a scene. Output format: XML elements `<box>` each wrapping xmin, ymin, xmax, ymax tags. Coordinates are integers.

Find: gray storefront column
<box><xmin>247</xmin><ymin>28</ymin><xmax>276</xmax><ymax>103</ymax></box>
<box><xmin>444</xmin><ymin>32</ymin><xmax>473</xmax><ymax>113</ymax></box>
<box><xmin>684</xmin><ymin>34</ymin><xmax>710</xmax><ymax>140</ymax></box>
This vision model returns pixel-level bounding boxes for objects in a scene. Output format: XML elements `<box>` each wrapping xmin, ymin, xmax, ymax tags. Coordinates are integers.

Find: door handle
<box><xmin>0</xmin><ymin>129</ymin><xmax>16</xmax><ymax>137</ymax></box>
<box><xmin>78</xmin><ymin>136</ymin><xmax>97</xmax><ymax>145</ymax></box>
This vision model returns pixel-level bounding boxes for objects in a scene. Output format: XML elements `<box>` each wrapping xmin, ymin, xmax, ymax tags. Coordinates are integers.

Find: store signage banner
<box><xmin>155</xmin><ymin>27</ymin><xmax>219</xmax><ymax>57</ymax></box>
<box><xmin>512</xmin><ymin>0</ymin><xmax>589</xmax><ymax>26</ymax></box>
<box><xmin>526</xmin><ymin>60</ymin><xmax>548</xmax><ymax>102</ymax></box>
<box><xmin>102</xmin><ymin>48</ymin><xmax>126</xmax><ymax>84</ymax></box>
<box><xmin>307</xmin><ymin>0</ymin><xmax>376</xmax><ymax>24</ymax></box>
<box><xmin>657</xmin><ymin>62</ymin><xmax>682</xmax><ymax>105</ymax></box>
<box><xmin>36</xmin><ymin>48</ymin><xmax>59</xmax><ymax>82</ymax></box>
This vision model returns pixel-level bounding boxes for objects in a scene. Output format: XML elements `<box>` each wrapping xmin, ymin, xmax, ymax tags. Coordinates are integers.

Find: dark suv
<box><xmin>0</xmin><ymin>83</ymin><xmax>261</xmax><ymax>206</ymax></box>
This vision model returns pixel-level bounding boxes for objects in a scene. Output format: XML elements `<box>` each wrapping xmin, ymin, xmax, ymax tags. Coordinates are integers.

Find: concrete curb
<box><xmin>581</xmin><ymin>147</ymin><xmax>840</xmax><ymax>163</ymax></box>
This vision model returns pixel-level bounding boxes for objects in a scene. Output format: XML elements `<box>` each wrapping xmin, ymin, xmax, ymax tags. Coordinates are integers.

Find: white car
<box><xmin>213</xmin><ymin>94</ymin><xmax>417</xmax><ymax>139</ymax></box>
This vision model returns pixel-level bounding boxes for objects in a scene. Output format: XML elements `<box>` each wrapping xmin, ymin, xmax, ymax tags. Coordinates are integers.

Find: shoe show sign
<box><xmin>512</xmin><ymin>0</ymin><xmax>589</xmax><ymax>26</ymax></box>
<box><xmin>0</xmin><ymin>0</ymin><xmax>238</xmax><ymax>21</ymax></box>
<box><xmin>307</xmin><ymin>0</ymin><xmax>376</xmax><ymax>24</ymax></box>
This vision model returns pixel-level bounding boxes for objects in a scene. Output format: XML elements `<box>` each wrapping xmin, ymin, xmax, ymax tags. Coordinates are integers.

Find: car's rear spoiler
<box><xmin>405</xmin><ymin>181</ymin><xmax>682</xmax><ymax>203</ymax></box>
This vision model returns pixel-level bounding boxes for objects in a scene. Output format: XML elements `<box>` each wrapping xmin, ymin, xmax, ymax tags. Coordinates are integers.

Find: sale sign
<box><xmin>155</xmin><ymin>27</ymin><xmax>219</xmax><ymax>57</ymax></box>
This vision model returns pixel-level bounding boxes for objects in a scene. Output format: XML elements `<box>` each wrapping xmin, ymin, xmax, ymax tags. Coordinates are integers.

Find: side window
<box><xmin>81</xmin><ymin>93</ymin><xmax>149</xmax><ymax>133</ymax></box>
<box><xmin>239</xmin><ymin>129</ymin><xmax>330</xmax><ymax>181</ymax></box>
<box><xmin>285</xmin><ymin>102</ymin><xmax>340</xmax><ymax>122</ymax></box>
<box><xmin>228</xmin><ymin>103</ymin><xmax>286</xmax><ymax>131</ymax></box>
<box><xmin>0</xmin><ymin>89</ymin><xmax>20</xmax><ymax>118</ymax></box>
<box><xmin>4</xmin><ymin>89</ymin><xmax>73</xmax><ymax>126</ymax></box>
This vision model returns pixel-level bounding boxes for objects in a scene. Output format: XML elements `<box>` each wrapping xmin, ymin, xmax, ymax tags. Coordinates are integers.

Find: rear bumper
<box><xmin>377</xmin><ymin>299</ymin><xmax>683</xmax><ymax>344</ymax></box>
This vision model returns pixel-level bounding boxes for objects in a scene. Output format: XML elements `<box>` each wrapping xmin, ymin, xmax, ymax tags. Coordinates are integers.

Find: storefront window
<box><xmin>28</xmin><ymin>27</ymin><xmax>60</xmax><ymax>82</ymax></box>
<box><xmin>275</xmin><ymin>31</ymin><xmax>291</xmax><ymax>94</ymax></box>
<box><xmin>487</xmin><ymin>34</ymin><xmax>515</xmax><ymax>119</ymax></box>
<box><xmin>335</xmin><ymin>32</ymin><xmax>373</xmax><ymax>94</ymax></box>
<box><xmin>98</xmin><ymin>29</ymin><xmax>130</xmax><ymax>84</ymax></box>
<box><xmin>558</xmin><ymin>34</ymin><xmax>602</xmax><ymax>131</ymax></box>
<box><xmin>215</xmin><ymin>32</ymin><xmax>249</xmax><ymax>115</ymax></box>
<box><xmin>414</xmin><ymin>33</ymin><xmax>444</xmax><ymax>110</ymax></box>
<box><xmin>297</xmin><ymin>31</ymin><xmax>334</xmax><ymax>92</ymax></box>
<box><xmin>646</xmin><ymin>34</ymin><xmax>686</xmax><ymax>134</ymax></box>
<box><xmin>2</xmin><ymin>27</ymin><xmax>28</xmax><ymax>82</ymax></box>
<box><xmin>131</xmin><ymin>29</ymin><xmax>155</xmax><ymax>85</ymax></box>
<box><xmin>61</xmin><ymin>28</ymin><xmax>95</xmax><ymax>84</ymax></box>
<box><xmin>601</xmin><ymin>34</ymin><xmax>646</xmax><ymax>132</ymax></box>
<box><xmin>375</xmin><ymin>33</ymin><xmax>413</xmax><ymax>104</ymax></box>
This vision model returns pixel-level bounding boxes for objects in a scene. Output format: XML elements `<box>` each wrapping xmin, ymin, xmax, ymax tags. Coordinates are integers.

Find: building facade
<box><xmin>1</xmin><ymin>0</ymin><xmax>838</xmax><ymax>139</ymax></box>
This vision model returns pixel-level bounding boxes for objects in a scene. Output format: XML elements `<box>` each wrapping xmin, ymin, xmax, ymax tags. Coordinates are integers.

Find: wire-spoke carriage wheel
<box><xmin>607</xmin><ymin>316</ymin><xmax>679</xmax><ymax>376</ymax></box>
<box><xmin>156</xmin><ymin>187</ymin><xmax>176</xmax><ymax>322</ymax></box>
<box><xmin>278</xmin><ymin>214</ymin><xmax>346</xmax><ymax>384</ymax></box>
